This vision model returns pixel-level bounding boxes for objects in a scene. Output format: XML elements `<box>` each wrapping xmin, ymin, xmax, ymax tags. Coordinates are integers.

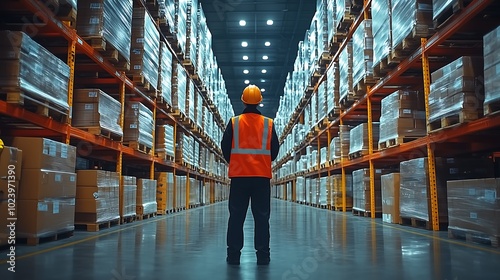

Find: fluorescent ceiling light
<box><xmin>239</xmin><ymin>20</ymin><xmax>246</xmax><ymax>26</ymax></box>
<box><xmin>241</xmin><ymin>41</ymin><xmax>248</xmax><ymax>47</ymax></box>
<box><xmin>243</xmin><ymin>69</ymin><xmax>249</xmax><ymax>74</ymax></box>
<box><xmin>265</xmin><ymin>41</ymin><xmax>271</xmax><ymax>46</ymax></box>
<box><xmin>261</xmin><ymin>88</ymin><xmax>266</xmax><ymax>92</ymax></box>
<box><xmin>244</xmin><ymin>80</ymin><xmax>250</xmax><ymax>84</ymax></box>
<box><xmin>267</xmin><ymin>20</ymin><xmax>273</xmax><ymax>25</ymax></box>
<box><xmin>243</xmin><ymin>55</ymin><xmax>249</xmax><ymax>60</ymax></box>
<box><xmin>259</xmin><ymin>103</ymin><xmax>264</xmax><ymax>107</ymax></box>
<box><xmin>260</xmin><ymin>79</ymin><xmax>266</xmax><ymax>83</ymax></box>
<box><xmin>261</xmin><ymin>69</ymin><xmax>267</xmax><ymax>74</ymax></box>
<box><xmin>262</xmin><ymin>55</ymin><xmax>268</xmax><ymax>60</ymax></box>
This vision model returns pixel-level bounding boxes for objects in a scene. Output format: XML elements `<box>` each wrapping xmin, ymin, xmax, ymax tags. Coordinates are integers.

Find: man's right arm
<box><xmin>221</xmin><ymin>121</ymin><xmax>233</xmax><ymax>163</ymax></box>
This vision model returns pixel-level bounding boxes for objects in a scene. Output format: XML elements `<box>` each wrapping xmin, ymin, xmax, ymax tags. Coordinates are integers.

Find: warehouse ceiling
<box><xmin>199</xmin><ymin>0</ymin><xmax>317</xmax><ymax>119</ymax></box>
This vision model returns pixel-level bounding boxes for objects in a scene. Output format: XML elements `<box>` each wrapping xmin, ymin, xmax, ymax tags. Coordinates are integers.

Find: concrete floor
<box><xmin>0</xmin><ymin>199</ymin><xmax>499</xmax><ymax>280</ymax></box>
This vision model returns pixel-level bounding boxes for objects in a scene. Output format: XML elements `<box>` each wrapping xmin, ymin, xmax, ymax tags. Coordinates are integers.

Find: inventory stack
<box><xmin>137</xmin><ymin>179</ymin><xmax>158</xmax><ymax>218</ymax></box>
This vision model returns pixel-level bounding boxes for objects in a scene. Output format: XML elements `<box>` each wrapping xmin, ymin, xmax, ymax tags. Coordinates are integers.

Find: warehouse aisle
<box><xmin>1</xmin><ymin>199</ymin><xmax>499</xmax><ymax>279</ymax></box>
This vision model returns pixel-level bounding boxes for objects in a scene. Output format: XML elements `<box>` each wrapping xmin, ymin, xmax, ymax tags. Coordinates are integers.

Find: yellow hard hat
<box><xmin>241</xmin><ymin>85</ymin><xmax>262</xmax><ymax>105</ymax></box>
<box><xmin>0</xmin><ymin>139</ymin><xmax>4</xmax><ymax>149</ymax></box>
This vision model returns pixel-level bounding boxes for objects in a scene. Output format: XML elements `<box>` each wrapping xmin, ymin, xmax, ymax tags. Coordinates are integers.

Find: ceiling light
<box><xmin>243</xmin><ymin>69</ymin><xmax>249</xmax><ymax>74</ymax></box>
<box><xmin>261</xmin><ymin>88</ymin><xmax>266</xmax><ymax>92</ymax></box>
<box><xmin>239</xmin><ymin>20</ymin><xmax>246</xmax><ymax>26</ymax></box>
<box><xmin>265</xmin><ymin>41</ymin><xmax>271</xmax><ymax>46</ymax></box>
<box><xmin>259</xmin><ymin>103</ymin><xmax>264</xmax><ymax>107</ymax></box>
<box><xmin>244</xmin><ymin>80</ymin><xmax>250</xmax><ymax>84</ymax></box>
<box><xmin>243</xmin><ymin>55</ymin><xmax>249</xmax><ymax>60</ymax></box>
<box><xmin>241</xmin><ymin>41</ymin><xmax>248</xmax><ymax>47</ymax></box>
<box><xmin>267</xmin><ymin>20</ymin><xmax>273</xmax><ymax>25</ymax></box>
<box><xmin>260</xmin><ymin>79</ymin><xmax>266</xmax><ymax>83</ymax></box>
<box><xmin>261</xmin><ymin>69</ymin><xmax>267</xmax><ymax>74</ymax></box>
<box><xmin>262</xmin><ymin>55</ymin><xmax>268</xmax><ymax>60</ymax></box>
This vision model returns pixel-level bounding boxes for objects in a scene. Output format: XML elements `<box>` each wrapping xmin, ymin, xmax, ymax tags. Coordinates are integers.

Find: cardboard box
<box><xmin>137</xmin><ymin>179</ymin><xmax>157</xmax><ymax>215</ymax></box>
<box><xmin>75</xmin><ymin>198</ymin><xmax>120</xmax><ymax>223</ymax></box>
<box><xmin>381</xmin><ymin>173</ymin><xmax>400</xmax><ymax>224</ymax></box>
<box><xmin>19</xmin><ymin>169</ymin><xmax>76</xmax><ymax>200</ymax></box>
<box><xmin>17</xmin><ymin>198</ymin><xmax>75</xmax><ymax>238</ymax></box>
<box><xmin>0</xmin><ymin>146</ymin><xmax>23</xmax><ymax>181</ymax></box>
<box><xmin>120</xmin><ymin>176</ymin><xmax>137</xmax><ymax>218</ymax></box>
<box><xmin>12</xmin><ymin>138</ymin><xmax>76</xmax><ymax>172</ymax></box>
<box><xmin>76</xmin><ymin>170</ymin><xmax>120</xmax><ymax>188</ymax></box>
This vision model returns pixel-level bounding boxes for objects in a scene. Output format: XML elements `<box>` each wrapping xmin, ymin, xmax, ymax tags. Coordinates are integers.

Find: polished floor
<box><xmin>1</xmin><ymin>199</ymin><xmax>500</xmax><ymax>279</ymax></box>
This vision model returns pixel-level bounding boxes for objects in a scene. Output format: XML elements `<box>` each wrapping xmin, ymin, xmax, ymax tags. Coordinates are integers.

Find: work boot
<box><xmin>226</xmin><ymin>250</ymin><xmax>241</xmax><ymax>265</ymax></box>
<box><xmin>256</xmin><ymin>251</ymin><xmax>270</xmax><ymax>265</ymax></box>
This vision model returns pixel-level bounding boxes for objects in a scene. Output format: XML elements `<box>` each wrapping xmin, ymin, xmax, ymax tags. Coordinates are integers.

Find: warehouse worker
<box><xmin>221</xmin><ymin>84</ymin><xmax>280</xmax><ymax>265</ymax></box>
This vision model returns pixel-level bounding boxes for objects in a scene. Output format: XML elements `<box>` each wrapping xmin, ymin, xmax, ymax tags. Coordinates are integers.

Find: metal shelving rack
<box><xmin>0</xmin><ymin>0</ymin><xmax>230</xmax><ymax>206</ymax></box>
<box><xmin>272</xmin><ymin>0</ymin><xmax>500</xmax><ymax>230</ymax></box>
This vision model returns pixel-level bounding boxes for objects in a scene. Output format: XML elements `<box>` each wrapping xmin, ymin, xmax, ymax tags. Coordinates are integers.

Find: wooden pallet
<box><xmin>131</xmin><ymin>75</ymin><xmax>157</xmax><ymax>98</ymax></box>
<box><xmin>332</xmin><ymin>206</ymin><xmax>353</xmax><ymax>212</ymax></box>
<box><xmin>352</xmin><ymin>208</ymin><xmax>382</xmax><ymax>218</ymax></box>
<box><xmin>120</xmin><ymin>215</ymin><xmax>136</xmax><ymax>224</ymax></box>
<box><xmin>348</xmin><ymin>149</ymin><xmax>369</xmax><ymax>160</ymax></box>
<box><xmin>339</xmin><ymin>93</ymin><xmax>359</xmax><ymax>109</ymax></box>
<box><xmin>182</xmin><ymin>59</ymin><xmax>197</xmax><ymax>76</ymax></box>
<box><xmin>353</xmin><ymin>76</ymin><xmax>378</xmax><ymax>95</ymax></box>
<box><xmin>136</xmin><ymin>212</ymin><xmax>157</xmax><ymax>221</ymax></box>
<box><xmin>484</xmin><ymin>100</ymin><xmax>500</xmax><ymax>116</ymax></box>
<box><xmin>76</xmin><ymin>126</ymin><xmax>123</xmax><ymax>141</ymax></box>
<box><xmin>400</xmin><ymin>216</ymin><xmax>448</xmax><ymax>231</ymax></box>
<box><xmin>428</xmin><ymin>110</ymin><xmax>479</xmax><ymax>132</ymax></box>
<box><xmin>156</xmin><ymin>209</ymin><xmax>174</xmax><ymax>215</ymax></box>
<box><xmin>124</xmin><ymin>141</ymin><xmax>153</xmax><ymax>155</ymax></box>
<box><xmin>337</xmin><ymin>13</ymin><xmax>356</xmax><ymax>33</ymax></box>
<box><xmin>378</xmin><ymin>136</ymin><xmax>421</xmax><ymax>150</ymax></box>
<box><xmin>156</xmin><ymin>152</ymin><xmax>175</xmax><ymax>162</ymax></box>
<box><xmin>434</xmin><ymin>0</ymin><xmax>473</xmax><ymax>29</ymax></box>
<box><xmin>2</xmin><ymin>90</ymin><xmax>69</xmax><ymax>121</ymax></box>
<box><xmin>327</xmin><ymin>108</ymin><xmax>341</xmax><ymax>120</ymax></box>
<box><xmin>373</xmin><ymin>54</ymin><xmax>401</xmax><ymax>79</ymax></box>
<box><xmin>17</xmin><ymin>229</ymin><xmax>74</xmax><ymax>246</ymax></box>
<box><xmin>75</xmin><ymin>219</ymin><xmax>120</xmax><ymax>232</ymax></box>
<box><xmin>56</xmin><ymin>5</ymin><xmax>77</xmax><ymax>28</ymax></box>
<box><xmin>81</xmin><ymin>36</ymin><xmax>130</xmax><ymax>71</ymax></box>
<box><xmin>448</xmin><ymin>227</ymin><xmax>500</xmax><ymax>247</ymax></box>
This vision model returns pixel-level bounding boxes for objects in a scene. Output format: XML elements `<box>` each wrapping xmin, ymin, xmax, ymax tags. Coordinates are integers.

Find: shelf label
<box><xmin>70</xmin><ymin>175</ymin><xmax>76</xmax><ymax>182</ymax></box>
<box><xmin>37</xmin><ymin>202</ymin><xmax>48</xmax><ymax>212</ymax></box>
<box><xmin>77</xmin><ymin>38</ymin><xmax>83</xmax><ymax>45</ymax></box>
<box><xmin>134</xmin><ymin>65</ymin><xmax>141</xmax><ymax>70</ymax></box>
<box><xmin>130</xmin><ymin>124</ymin><xmax>138</xmax><ymax>129</ymax></box>
<box><xmin>53</xmin><ymin>201</ymin><xmax>60</xmax><ymax>214</ymax></box>
<box><xmin>61</xmin><ymin>144</ymin><xmax>68</xmax><ymax>159</ymax></box>
<box><xmin>89</xmin><ymin>91</ymin><xmax>98</xmax><ymax>98</ymax></box>
<box><xmin>55</xmin><ymin>174</ymin><xmax>62</xmax><ymax>182</ymax></box>
<box><xmin>89</xmin><ymin>17</ymin><xmax>100</xmax><ymax>25</ymax></box>
<box><xmin>469</xmin><ymin>212</ymin><xmax>478</xmax><ymax>219</ymax></box>
<box><xmin>468</xmin><ymin>188</ymin><xmax>476</xmax><ymax>196</ymax></box>
<box><xmin>90</xmin><ymin>3</ymin><xmax>102</xmax><ymax>9</ymax></box>
<box><xmin>485</xmin><ymin>190</ymin><xmax>496</xmax><ymax>203</ymax></box>
<box><xmin>85</xmin><ymin>104</ymin><xmax>94</xmax><ymax>110</ymax></box>
<box><xmin>69</xmin><ymin>198</ymin><xmax>76</xmax><ymax>206</ymax></box>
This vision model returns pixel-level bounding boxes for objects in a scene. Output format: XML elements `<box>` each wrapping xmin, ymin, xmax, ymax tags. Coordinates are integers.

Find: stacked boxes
<box><xmin>72</xmin><ymin>89</ymin><xmax>123</xmax><ymax>137</ymax></box>
<box><xmin>447</xmin><ymin>178</ymin><xmax>500</xmax><ymax>238</ymax></box>
<box><xmin>483</xmin><ymin>27</ymin><xmax>500</xmax><ymax>112</ymax></box>
<box><xmin>339</xmin><ymin>42</ymin><xmax>353</xmax><ymax>102</ymax></box>
<box><xmin>157</xmin><ymin>0</ymin><xmax>176</xmax><ymax>35</ymax></box>
<box><xmin>372</xmin><ymin>0</ymin><xmax>392</xmax><ymax>70</ymax></box>
<box><xmin>400</xmin><ymin>157</ymin><xmax>494</xmax><ymax>223</ymax></box>
<box><xmin>339</xmin><ymin>125</ymin><xmax>352</xmax><ymax>159</ymax></box>
<box><xmin>172</xmin><ymin>61</ymin><xmax>187</xmax><ymax>115</ymax></box>
<box><xmin>349</xmin><ymin>123</ymin><xmax>379</xmax><ymax>156</ymax></box>
<box><xmin>391</xmin><ymin>0</ymin><xmax>433</xmax><ymax>52</ymax></box>
<box><xmin>76</xmin><ymin>0</ymin><xmax>133</xmax><ymax>63</ymax></box>
<box><xmin>0</xmin><ymin>31</ymin><xmax>70</xmax><ymax>112</ymax></box>
<box><xmin>137</xmin><ymin>179</ymin><xmax>157</xmax><ymax>216</ymax></box>
<box><xmin>188</xmin><ymin>178</ymin><xmax>198</xmax><ymax>206</ymax></box>
<box><xmin>329</xmin><ymin>137</ymin><xmax>341</xmax><ymax>163</ymax></box>
<box><xmin>352</xmin><ymin>19</ymin><xmax>373</xmax><ymax>92</ymax></box>
<box><xmin>155</xmin><ymin>124</ymin><xmax>175</xmax><ymax>160</ymax></box>
<box><xmin>327</xmin><ymin>0</ymin><xmax>336</xmax><ymax>44</ymax></box>
<box><xmin>158</xmin><ymin>42</ymin><xmax>173</xmax><ymax>105</ymax></box>
<box><xmin>0</xmin><ymin>147</ymin><xmax>22</xmax><ymax>246</ymax></box>
<box><xmin>14</xmin><ymin>138</ymin><xmax>76</xmax><ymax>239</ymax></box>
<box><xmin>174</xmin><ymin>0</ymin><xmax>189</xmax><ymax>56</ymax></box>
<box><xmin>429</xmin><ymin>57</ymin><xmax>483</xmax><ymax>125</ymax></box>
<box><xmin>352</xmin><ymin>168</ymin><xmax>386</xmax><ymax>213</ymax></box>
<box><xmin>381</xmin><ymin>173</ymin><xmax>401</xmax><ymax>224</ymax></box>
<box><xmin>123</xmin><ymin>101</ymin><xmax>154</xmax><ymax>149</ymax></box>
<box><xmin>186</xmin><ymin>79</ymin><xmax>196</xmax><ymax>122</ymax></box>
<box><xmin>176</xmin><ymin>132</ymin><xmax>194</xmax><ymax>165</ymax></box>
<box><xmin>75</xmin><ymin>170</ymin><xmax>120</xmax><ymax>224</ymax></box>
<box><xmin>176</xmin><ymin>175</ymin><xmax>187</xmax><ymax>209</ymax></box>
<box><xmin>155</xmin><ymin>172</ymin><xmax>175</xmax><ymax>213</ymax></box>
<box><xmin>378</xmin><ymin>90</ymin><xmax>426</xmax><ymax>148</ymax></box>
<box><xmin>120</xmin><ymin>176</ymin><xmax>137</xmax><ymax>219</ymax></box>
<box><xmin>296</xmin><ymin>177</ymin><xmax>305</xmax><ymax>203</ymax></box>
<box><xmin>326</xmin><ymin>62</ymin><xmax>340</xmax><ymax>115</ymax></box>
<box><xmin>186</xmin><ymin>0</ymin><xmax>198</xmax><ymax>68</ymax></box>
<box><xmin>318</xmin><ymin>177</ymin><xmax>328</xmax><ymax>206</ymax></box>
<box><xmin>317</xmin><ymin>81</ymin><xmax>327</xmax><ymax>122</ymax></box>
<box><xmin>331</xmin><ymin>174</ymin><xmax>353</xmax><ymax>209</ymax></box>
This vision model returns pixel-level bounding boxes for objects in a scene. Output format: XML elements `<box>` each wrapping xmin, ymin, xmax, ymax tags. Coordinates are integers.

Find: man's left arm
<box><xmin>270</xmin><ymin>124</ymin><xmax>280</xmax><ymax>161</ymax></box>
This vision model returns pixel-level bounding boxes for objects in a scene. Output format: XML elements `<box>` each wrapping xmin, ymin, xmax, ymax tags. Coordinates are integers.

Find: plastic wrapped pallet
<box><xmin>156</xmin><ymin>172</ymin><xmax>174</xmax><ymax>213</ymax></box>
<box><xmin>483</xmin><ymin>26</ymin><xmax>500</xmax><ymax>111</ymax></box>
<box><xmin>352</xmin><ymin>168</ymin><xmax>385</xmax><ymax>213</ymax></box>
<box><xmin>76</xmin><ymin>0</ymin><xmax>133</xmax><ymax>62</ymax></box>
<box><xmin>193</xmin><ymin>140</ymin><xmax>200</xmax><ymax>169</ymax></box>
<box><xmin>123</xmin><ymin>101</ymin><xmax>154</xmax><ymax>149</ymax></box>
<box><xmin>316</xmin><ymin>0</ymin><xmax>329</xmax><ymax>56</ymax></box>
<box><xmin>320</xmin><ymin>147</ymin><xmax>328</xmax><ymax>165</ymax></box>
<box><xmin>175</xmin><ymin>0</ymin><xmax>188</xmax><ymax>56</ymax></box>
<box><xmin>349</xmin><ymin>123</ymin><xmax>379</xmax><ymax>156</ymax></box>
<box><xmin>176</xmin><ymin>175</ymin><xmax>187</xmax><ymax>209</ymax></box>
<box><xmin>137</xmin><ymin>179</ymin><xmax>157</xmax><ymax>215</ymax></box>
<box><xmin>447</xmin><ymin>178</ymin><xmax>500</xmax><ymax>238</ymax></box>
<box><xmin>120</xmin><ymin>176</ymin><xmax>137</xmax><ymax>218</ymax></box>
<box><xmin>336</xmin><ymin>0</ymin><xmax>362</xmax><ymax>30</ymax></box>
<box><xmin>157</xmin><ymin>0</ymin><xmax>176</xmax><ymax>35</ymax></box>
<box><xmin>329</xmin><ymin>136</ymin><xmax>341</xmax><ymax>163</ymax></box>
<box><xmin>195</xmin><ymin>94</ymin><xmax>203</xmax><ymax>128</ymax></box>
<box><xmin>352</xmin><ymin>20</ymin><xmax>373</xmax><ymax>90</ymax></box>
<box><xmin>318</xmin><ymin>177</ymin><xmax>328</xmax><ymax>206</ymax></box>
<box><xmin>429</xmin><ymin>56</ymin><xmax>483</xmax><ymax>124</ymax></box>
<box><xmin>75</xmin><ymin>170</ymin><xmax>120</xmax><ymax>223</ymax></box>
<box><xmin>331</xmin><ymin>174</ymin><xmax>353</xmax><ymax>209</ymax></box>
<box><xmin>381</xmin><ymin>173</ymin><xmax>400</xmax><ymax>224</ymax></box>
<box><xmin>187</xmin><ymin>79</ymin><xmax>196</xmax><ymax>121</ymax></box>
<box><xmin>327</xmin><ymin>0</ymin><xmax>337</xmax><ymax>44</ymax></box>
<box><xmin>400</xmin><ymin>157</ymin><xmax>494</xmax><ymax>223</ymax></box>
<box><xmin>172</xmin><ymin>61</ymin><xmax>187</xmax><ymax>115</ymax></box>
<box><xmin>186</xmin><ymin>0</ymin><xmax>198</xmax><ymax>68</ymax></box>
<box><xmin>372</xmin><ymin>0</ymin><xmax>392</xmax><ymax>69</ymax></box>
<box><xmin>196</xmin><ymin>5</ymin><xmax>211</xmax><ymax>85</ymax></box>
<box><xmin>339</xmin><ymin>125</ymin><xmax>351</xmax><ymax>158</ymax></box>
<box><xmin>189</xmin><ymin>178</ymin><xmax>198</xmax><ymax>206</ymax></box>
<box><xmin>378</xmin><ymin>90</ymin><xmax>426</xmax><ymax>147</ymax></box>
<box><xmin>155</xmin><ymin>124</ymin><xmax>175</xmax><ymax>159</ymax></box>
<box><xmin>317</xmin><ymin>81</ymin><xmax>327</xmax><ymax>121</ymax></box>
<box><xmin>296</xmin><ymin>177</ymin><xmax>305</xmax><ymax>203</ymax></box>
<box><xmin>391</xmin><ymin>0</ymin><xmax>432</xmax><ymax>52</ymax></box>
<box><xmin>129</xmin><ymin>7</ymin><xmax>160</xmax><ymax>92</ymax></box>
<box><xmin>0</xmin><ymin>31</ymin><xmax>70</xmax><ymax>112</ymax></box>
<box><xmin>327</xmin><ymin>62</ymin><xmax>340</xmax><ymax>115</ymax></box>
<box><xmin>158</xmin><ymin>42</ymin><xmax>173</xmax><ymax>105</ymax></box>
<box><xmin>72</xmin><ymin>89</ymin><xmax>123</xmax><ymax>137</ymax></box>
<box><xmin>339</xmin><ymin>42</ymin><xmax>353</xmax><ymax>102</ymax></box>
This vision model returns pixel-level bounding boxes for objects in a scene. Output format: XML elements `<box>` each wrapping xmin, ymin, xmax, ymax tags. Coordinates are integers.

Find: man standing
<box><xmin>221</xmin><ymin>84</ymin><xmax>280</xmax><ymax>265</ymax></box>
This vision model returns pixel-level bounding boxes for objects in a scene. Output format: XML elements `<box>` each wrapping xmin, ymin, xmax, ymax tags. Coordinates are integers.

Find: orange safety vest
<box><xmin>228</xmin><ymin>113</ymin><xmax>273</xmax><ymax>178</ymax></box>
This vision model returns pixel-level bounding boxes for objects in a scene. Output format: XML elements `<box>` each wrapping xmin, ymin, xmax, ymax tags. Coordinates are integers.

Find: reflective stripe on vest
<box><xmin>232</xmin><ymin>116</ymin><xmax>271</xmax><ymax>155</ymax></box>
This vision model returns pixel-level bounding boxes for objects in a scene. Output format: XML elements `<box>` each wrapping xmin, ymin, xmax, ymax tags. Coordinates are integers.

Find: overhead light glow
<box><xmin>259</xmin><ymin>103</ymin><xmax>264</xmax><ymax>107</ymax></box>
<box><xmin>265</xmin><ymin>41</ymin><xmax>271</xmax><ymax>46</ymax></box>
<box><xmin>261</xmin><ymin>69</ymin><xmax>267</xmax><ymax>74</ymax></box>
<box><xmin>243</xmin><ymin>69</ymin><xmax>249</xmax><ymax>74</ymax></box>
<box><xmin>260</xmin><ymin>79</ymin><xmax>266</xmax><ymax>83</ymax></box>
<box><xmin>261</xmin><ymin>88</ymin><xmax>266</xmax><ymax>92</ymax></box>
<box><xmin>239</xmin><ymin>20</ymin><xmax>246</xmax><ymax>26</ymax></box>
<box><xmin>244</xmin><ymin>80</ymin><xmax>250</xmax><ymax>84</ymax></box>
<box><xmin>267</xmin><ymin>20</ymin><xmax>273</xmax><ymax>25</ymax></box>
<box><xmin>243</xmin><ymin>55</ymin><xmax>249</xmax><ymax>60</ymax></box>
<box><xmin>262</xmin><ymin>55</ymin><xmax>268</xmax><ymax>60</ymax></box>
<box><xmin>241</xmin><ymin>41</ymin><xmax>248</xmax><ymax>47</ymax></box>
